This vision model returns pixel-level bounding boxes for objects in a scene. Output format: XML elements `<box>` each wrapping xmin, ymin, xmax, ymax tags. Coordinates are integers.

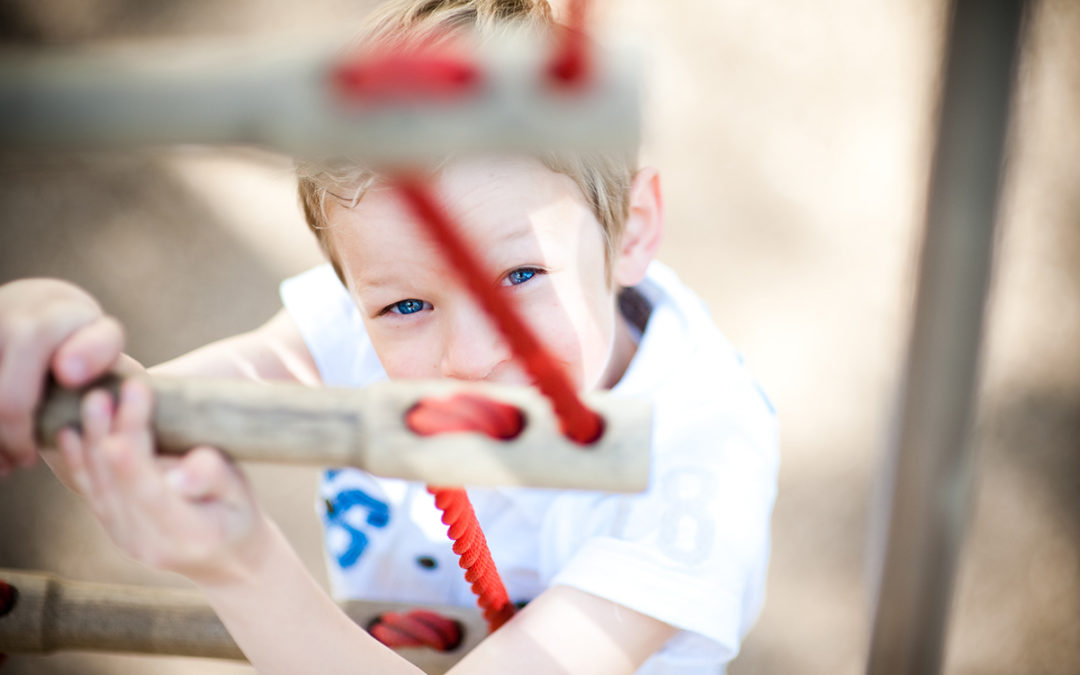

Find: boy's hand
<box><xmin>56</xmin><ymin>379</ymin><xmax>269</xmax><ymax>586</ymax></box>
<box><xmin>0</xmin><ymin>278</ymin><xmax>126</xmax><ymax>474</ymax></box>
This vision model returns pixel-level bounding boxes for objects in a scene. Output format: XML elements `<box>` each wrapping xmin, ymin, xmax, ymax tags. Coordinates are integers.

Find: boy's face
<box><xmin>325</xmin><ymin>157</ymin><xmax>625</xmax><ymax>391</ymax></box>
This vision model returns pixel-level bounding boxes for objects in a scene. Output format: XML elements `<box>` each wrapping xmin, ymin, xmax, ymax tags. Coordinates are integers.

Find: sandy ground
<box><xmin>0</xmin><ymin>1</ymin><xmax>1077</xmax><ymax>673</ymax></box>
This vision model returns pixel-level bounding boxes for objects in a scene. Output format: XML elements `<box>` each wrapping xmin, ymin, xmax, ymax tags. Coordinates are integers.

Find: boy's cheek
<box><xmin>531</xmin><ymin>314</ymin><xmax>609</xmax><ymax>391</ymax></box>
<box><xmin>368</xmin><ymin>334</ymin><xmax>436</xmax><ymax>380</ymax></box>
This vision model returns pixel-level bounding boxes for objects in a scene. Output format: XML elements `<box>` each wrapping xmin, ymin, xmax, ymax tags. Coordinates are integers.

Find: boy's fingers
<box><xmin>60</xmin><ymin>422</ymin><xmax>111</xmax><ymax>522</ymax></box>
<box><xmin>51</xmin><ymin>316</ymin><xmax>126</xmax><ymax>388</ymax></box>
<box><xmin>113</xmin><ymin>379</ymin><xmax>153</xmax><ymax>435</ymax></box>
<box><xmin>0</xmin><ymin>301</ymin><xmax>102</xmax><ymax>465</ymax></box>
<box><xmin>167</xmin><ymin>447</ymin><xmax>237</xmax><ymax>501</ymax></box>
<box><xmin>57</xmin><ymin>427</ymin><xmax>93</xmax><ymax>498</ymax></box>
<box><xmin>80</xmin><ymin>389</ymin><xmax>113</xmax><ymax>445</ymax></box>
<box><xmin>0</xmin><ymin>344</ymin><xmax>49</xmax><ymax>466</ymax></box>
<box><xmin>81</xmin><ymin>390</ymin><xmax>119</xmax><ymax>507</ymax></box>
<box><xmin>103</xmin><ymin>380</ymin><xmax>159</xmax><ymax>502</ymax></box>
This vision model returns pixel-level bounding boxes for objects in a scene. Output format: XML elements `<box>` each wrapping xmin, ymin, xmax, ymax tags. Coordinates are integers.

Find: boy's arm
<box><xmin>67</xmin><ymin>381</ymin><xmax>673</xmax><ymax>674</ymax></box>
<box><xmin>150</xmin><ymin>308</ymin><xmax>321</xmax><ymax>385</ymax></box>
<box><xmin>201</xmin><ymin>522</ymin><xmax>676</xmax><ymax>675</ymax></box>
<box><xmin>448</xmin><ymin>586</ymin><xmax>678</xmax><ymax>673</ymax></box>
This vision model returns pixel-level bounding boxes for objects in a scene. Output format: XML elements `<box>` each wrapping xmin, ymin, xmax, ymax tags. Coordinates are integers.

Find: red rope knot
<box><xmin>0</xmin><ymin>576</ymin><xmax>13</xmax><ymax>669</ymax></box>
<box><xmin>331</xmin><ymin>49</ymin><xmax>481</xmax><ymax>102</ymax></box>
<box><xmin>369</xmin><ymin>609</ymin><xmax>463</xmax><ymax>651</ymax></box>
<box><xmin>0</xmin><ymin>577</ymin><xmax>15</xmax><ymax>617</ymax></box>
<box><xmin>406</xmin><ymin>393</ymin><xmax>524</xmax><ymax>440</ymax></box>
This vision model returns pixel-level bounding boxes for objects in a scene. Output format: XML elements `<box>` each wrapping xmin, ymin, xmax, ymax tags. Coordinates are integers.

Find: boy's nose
<box><xmin>439</xmin><ymin>304</ymin><xmax>512</xmax><ymax>382</ymax></box>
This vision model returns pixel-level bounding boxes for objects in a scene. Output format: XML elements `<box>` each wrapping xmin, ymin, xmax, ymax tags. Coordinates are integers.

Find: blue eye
<box><xmin>389</xmin><ymin>299</ymin><xmax>428</xmax><ymax>315</ymax></box>
<box><xmin>506</xmin><ymin>268</ymin><xmax>539</xmax><ymax>286</ymax></box>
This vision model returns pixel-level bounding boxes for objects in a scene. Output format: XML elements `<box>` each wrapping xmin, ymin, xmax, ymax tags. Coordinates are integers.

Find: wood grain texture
<box><xmin>35</xmin><ymin>375</ymin><xmax>652</xmax><ymax>492</ymax></box>
<box><xmin>0</xmin><ymin>568</ymin><xmax>484</xmax><ymax>673</ymax></box>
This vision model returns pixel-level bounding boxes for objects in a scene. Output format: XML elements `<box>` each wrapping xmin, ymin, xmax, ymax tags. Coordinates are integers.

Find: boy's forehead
<box><xmin>326</xmin><ymin>156</ymin><xmax>602</xmax><ymax>290</ymax></box>
<box><xmin>329</xmin><ymin>156</ymin><xmax>586</xmax><ymax>233</ymax></box>
<box><xmin>435</xmin><ymin>155</ymin><xmax>580</xmax><ymax>205</ymax></box>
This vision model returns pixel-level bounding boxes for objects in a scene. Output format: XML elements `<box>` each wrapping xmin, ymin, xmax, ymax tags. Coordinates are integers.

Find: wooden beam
<box><xmin>36</xmin><ymin>375</ymin><xmax>652</xmax><ymax>492</ymax></box>
<box><xmin>0</xmin><ymin>34</ymin><xmax>639</xmax><ymax>162</ymax></box>
<box><xmin>0</xmin><ymin>568</ymin><xmax>482</xmax><ymax>674</ymax></box>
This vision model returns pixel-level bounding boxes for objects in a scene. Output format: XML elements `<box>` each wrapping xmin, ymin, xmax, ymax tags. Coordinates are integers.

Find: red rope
<box><xmin>0</xmin><ymin>577</ymin><xmax>14</xmax><ymax>617</ymax></box>
<box><xmin>548</xmin><ymin>0</ymin><xmax>591</xmax><ymax>86</ymax></box>
<box><xmin>406</xmin><ymin>393</ymin><xmax>524</xmax><ymax>440</ymax></box>
<box><xmin>387</xmin><ymin>159</ymin><xmax>606</xmax><ymax>646</ymax></box>
<box><xmin>393</xmin><ymin>176</ymin><xmax>604</xmax><ymax>445</ymax></box>
<box><xmin>367</xmin><ymin>485</ymin><xmax>515</xmax><ymax>648</ymax></box>
<box><xmin>372</xmin><ymin>394</ymin><xmax>521</xmax><ymax>645</ymax></box>
<box><xmin>332</xmin><ymin>50</ymin><xmax>481</xmax><ymax>102</ymax></box>
<box><xmin>407</xmin><ymin>394</ymin><xmax>521</xmax><ymax>634</ymax></box>
<box><xmin>0</xmin><ymin>576</ymin><xmax>13</xmax><ymax>669</ymax></box>
<box><xmin>388</xmin><ymin>177</ymin><xmax>607</xmax><ymax>640</ymax></box>
<box><xmin>331</xmin><ymin>2</ymin><xmax>599</xmax><ymax>649</ymax></box>
<box><xmin>429</xmin><ymin>487</ymin><xmax>516</xmax><ymax>631</ymax></box>
<box><xmin>369</xmin><ymin>609</ymin><xmax>463</xmax><ymax>651</ymax></box>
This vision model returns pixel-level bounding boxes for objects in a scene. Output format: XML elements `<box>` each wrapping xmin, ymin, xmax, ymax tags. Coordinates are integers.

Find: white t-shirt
<box><xmin>280</xmin><ymin>261</ymin><xmax>779</xmax><ymax>673</ymax></box>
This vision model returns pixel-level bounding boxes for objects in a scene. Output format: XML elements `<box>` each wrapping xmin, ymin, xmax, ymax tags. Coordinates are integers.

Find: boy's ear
<box><xmin>613</xmin><ymin>166</ymin><xmax>664</xmax><ymax>287</ymax></box>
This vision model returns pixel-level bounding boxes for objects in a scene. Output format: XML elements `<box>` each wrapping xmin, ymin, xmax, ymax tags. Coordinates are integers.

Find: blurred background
<box><xmin>0</xmin><ymin>0</ymin><xmax>1076</xmax><ymax>673</ymax></box>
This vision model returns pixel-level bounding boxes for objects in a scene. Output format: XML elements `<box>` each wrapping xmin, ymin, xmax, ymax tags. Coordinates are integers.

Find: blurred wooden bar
<box><xmin>36</xmin><ymin>375</ymin><xmax>652</xmax><ymax>492</ymax></box>
<box><xmin>0</xmin><ymin>568</ymin><xmax>483</xmax><ymax>674</ymax></box>
<box><xmin>0</xmin><ymin>34</ymin><xmax>639</xmax><ymax>163</ymax></box>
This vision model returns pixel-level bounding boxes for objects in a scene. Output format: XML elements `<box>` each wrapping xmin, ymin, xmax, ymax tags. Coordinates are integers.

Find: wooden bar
<box><xmin>0</xmin><ymin>33</ymin><xmax>639</xmax><ymax>162</ymax></box>
<box><xmin>35</xmin><ymin>375</ymin><xmax>652</xmax><ymax>492</ymax></box>
<box><xmin>0</xmin><ymin>568</ymin><xmax>483</xmax><ymax>673</ymax></box>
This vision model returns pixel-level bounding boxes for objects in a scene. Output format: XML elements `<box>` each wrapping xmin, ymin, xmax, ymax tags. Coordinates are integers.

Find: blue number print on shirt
<box><xmin>323</xmin><ymin>485</ymin><xmax>390</xmax><ymax>569</ymax></box>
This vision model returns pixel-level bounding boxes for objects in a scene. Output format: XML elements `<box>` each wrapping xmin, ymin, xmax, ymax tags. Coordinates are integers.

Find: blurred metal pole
<box><xmin>866</xmin><ymin>1</ymin><xmax>1025</xmax><ymax>674</ymax></box>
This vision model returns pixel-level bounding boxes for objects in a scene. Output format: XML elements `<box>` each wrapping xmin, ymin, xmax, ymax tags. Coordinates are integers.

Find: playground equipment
<box><xmin>0</xmin><ymin>0</ymin><xmax>1029</xmax><ymax>672</ymax></box>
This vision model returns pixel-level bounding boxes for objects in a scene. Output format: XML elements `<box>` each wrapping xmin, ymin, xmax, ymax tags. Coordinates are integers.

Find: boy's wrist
<box><xmin>190</xmin><ymin>512</ymin><xmax>285</xmax><ymax>592</ymax></box>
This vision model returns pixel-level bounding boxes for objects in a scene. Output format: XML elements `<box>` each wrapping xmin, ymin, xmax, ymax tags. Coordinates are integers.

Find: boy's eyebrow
<box><xmin>353</xmin><ymin>221</ymin><xmax>539</xmax><ymax>294</ymax></box>
<box><xmin>352</xmin><ymin>272</ymin><xmax>414</xmax><ymax>295</ymax></box>
<box><xmin>488</xmin><ymin>220</ymin><xmax>537</xmax><ymax>248</ymax></box>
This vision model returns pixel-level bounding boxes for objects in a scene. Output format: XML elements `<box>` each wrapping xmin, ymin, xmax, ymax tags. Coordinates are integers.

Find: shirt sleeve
<box><xmin>543</xmin><ymin>397</ymin><xmax>777</xmax><ymax>664</ymax></box>
<box><xmin>538</xmin><ymin>270</ymin><xmax>780</xmax><ymax>666</ymax></box>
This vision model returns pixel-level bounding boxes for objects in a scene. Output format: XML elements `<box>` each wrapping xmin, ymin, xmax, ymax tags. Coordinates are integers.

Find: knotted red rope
<box><xmin>332</xmin><ymin>50</ymin><xmax>480</xmax><ymax>101</ymax></box>
<box><xmin>0</xmin><ymin>576</ymin><xmax>14</xmax><ymax>668</ymax></box>
<box><xmin>333</xmin><ymin>1</ymin><xmax>601</xmax><ymax>651</ymax></box>
<box><xmin>374</xmin><ymin>138</ymin><xmax>607</xmax><ymax>650</ymax></box>
<box><xmin>369</xmin><ymin>395</ymin><xmax>521</xmax><ymax>649</ymax></box>
<box><xmin>0</xmin><ymin>578</ymin><xmax>13</xmax><ymax>617</ymax></box>
<box><xmin>409</xmin><ymin>397</ymin><xmax>522</xmax><ymax>634</ymax></box>
<box><xmin>369</xmin><ymin>609</ymin><xmax>463</xmax><ymax>651</ymax></box>
<box><xmin>366</xmin><ymin>494</ymin><xmax>510</xmax><ymax>650</ymax></box>
<box><xmin>406</xmin><ymin>393</ymin><xmax>524</xmax><ymax>440</ymax></box>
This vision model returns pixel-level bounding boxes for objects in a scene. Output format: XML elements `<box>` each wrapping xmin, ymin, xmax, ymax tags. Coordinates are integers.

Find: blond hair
<box><xmin>297</xmin><ymin>0</ymin><xmax>636</xmax><ymax>282</ymax></box>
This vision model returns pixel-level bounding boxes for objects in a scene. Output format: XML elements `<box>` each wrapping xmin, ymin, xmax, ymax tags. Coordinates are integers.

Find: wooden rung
<box><xmin>0</xmin><ymin>33</ymin><xmax>639</xmax><ymax>162</ymax></box>
<box><xmin>35</xmin><ymin>375</ymin><xmax>652</xmax><ymax>492</ymax></box>
<box><xmin>0</xmin><ymin>568</ymin><xmax>482</xmax><ymax>673</ymax></box>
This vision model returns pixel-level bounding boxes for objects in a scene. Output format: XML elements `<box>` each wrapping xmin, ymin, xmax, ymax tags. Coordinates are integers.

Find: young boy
<box><xmin>0</xmin><ymin>1</ymin><xmax>778</xmax><ymax>672</ymax></box>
